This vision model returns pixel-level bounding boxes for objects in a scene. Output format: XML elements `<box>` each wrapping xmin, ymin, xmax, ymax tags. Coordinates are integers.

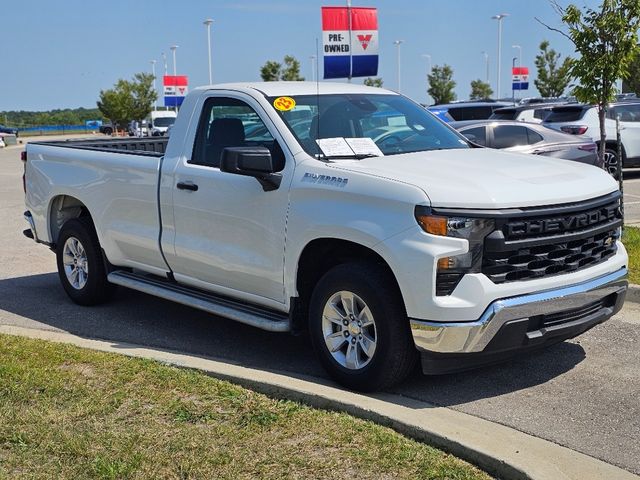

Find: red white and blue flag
<box><xmin>512</xmin><ymin>67</ymin><xmax>529</xmax><ymax>91</ymax></box>
<box><xmin>322</xmin><ymin>6</ymin><xmax>378</xmax><ymax>79</ymax></box>
<box><xmin>163</xmin><ymin>75</ymin><xmax>189</xmax><ymax>107</ymax></box>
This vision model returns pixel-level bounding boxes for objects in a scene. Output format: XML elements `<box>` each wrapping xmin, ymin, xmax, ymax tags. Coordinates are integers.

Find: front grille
<box><xmin>483</xmin><ymin>228</ymin><xmax>618</xmax><ymax>283</ymax></box>
<box><xmin>482</xmin><ymin>194</ymin><xmax>622</xmax><ymax>284</ymax></box>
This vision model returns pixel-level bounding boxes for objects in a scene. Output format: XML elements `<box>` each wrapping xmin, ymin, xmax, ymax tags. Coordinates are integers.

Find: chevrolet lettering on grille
<box><xmin>506</xmin><ymin>204</ymin><xmax>620</xmax><ymax>238</ymax></box>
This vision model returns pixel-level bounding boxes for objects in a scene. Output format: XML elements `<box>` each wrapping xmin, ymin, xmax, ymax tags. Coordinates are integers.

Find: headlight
<box><xmin>415</xmin><ymin>207</ymin><xmax>495</xmax><ymax>296</ymax></box>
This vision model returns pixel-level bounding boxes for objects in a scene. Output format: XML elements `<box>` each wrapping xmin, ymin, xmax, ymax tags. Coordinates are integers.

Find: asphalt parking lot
<box><xmin>1</xmin><ymin>137</ymin><xmax>639</xmax><ymax>475</ymax></box>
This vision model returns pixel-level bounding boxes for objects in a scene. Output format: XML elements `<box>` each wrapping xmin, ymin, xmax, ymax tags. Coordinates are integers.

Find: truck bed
<box><xmin>30</xmin><ymin>137</ymin><xmax>169</xmax><ymax>157</ymax></box>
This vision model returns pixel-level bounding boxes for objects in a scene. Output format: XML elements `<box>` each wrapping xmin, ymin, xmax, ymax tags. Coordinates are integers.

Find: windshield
<box><xmin>268</xmin><ymin>94</ymin><xmax>469</xmax><ymax>157</ymax></box>
<box><xmin>154</xmin><ymin>117</ymin><xmax>176</xmax><ymax>127</ymax></box>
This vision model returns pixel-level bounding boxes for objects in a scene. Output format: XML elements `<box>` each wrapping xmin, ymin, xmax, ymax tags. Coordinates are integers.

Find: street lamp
<box><xmin>512</xmin><ymin>44</ymin><xmax>522</xmax><ymax>67</ymax></box>
<box><xmin>150</xmin><ymin>60</ymin><xmax>157</xmax><ymax>111</ymax></box>
<box><xmin>170</xmin><ymin>45</ymin><xmax>179</xmax><ymax>76</ymax></box>
<box><xmin>481</xmin><ymin>51</ymin><xmax>489</xmax><ymax>84</ymax></box>
<box><xmin>203</xmin><ymin>19</ymin><xmax>213</xmax><ymax>84</ymax></box>
<box><xmin>161</xmin><ymin>52</ymin><xmax>168</xmax><ymax>76</ymax></box>
<box><xmin>421</xmin><ymin>54</ymin><xmax>432</xmax><ymax>103</ymax></box>
<box><xmin>310</xmin><ymin>55</ymin><xmax>317</xmax><ymax>82</ymax></box>
<box><xmin>491</xmin><ymin>13</ymin><xmax>509</xmax><ymax>99</ymax></box>
<box><xmin>393</xmin><ymin>40</ymin><xmax>404</xmax><ymax>93</ymax></box>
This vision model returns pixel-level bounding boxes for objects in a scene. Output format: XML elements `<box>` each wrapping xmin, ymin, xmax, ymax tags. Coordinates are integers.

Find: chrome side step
<box><xmin>107</xmin><ymin>270</ymin><xmax>290</xmax><ymax>333</ymax></box>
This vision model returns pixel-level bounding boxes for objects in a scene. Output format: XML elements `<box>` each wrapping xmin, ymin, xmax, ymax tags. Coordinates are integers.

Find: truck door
<box><xmin>161</xmin><ymin>94</ymin><xmax>292</xmax><ymax>308</ymax></box>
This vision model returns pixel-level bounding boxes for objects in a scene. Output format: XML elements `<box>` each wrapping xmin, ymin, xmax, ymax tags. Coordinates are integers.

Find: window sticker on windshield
<box><xmin>273</xmin><ymin>96</ymin><xmax>296</xmax><ymax>111</ymax></box>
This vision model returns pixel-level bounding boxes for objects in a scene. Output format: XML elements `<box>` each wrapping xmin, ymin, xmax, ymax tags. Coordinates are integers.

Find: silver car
<box><xmin>452</xmin><ymin>120</ymin><xmax>599</xmax><ymax>165</ymax></box>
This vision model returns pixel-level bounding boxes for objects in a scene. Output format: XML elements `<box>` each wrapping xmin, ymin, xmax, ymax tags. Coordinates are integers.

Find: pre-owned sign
<box><xmin>164</xmin><ymin>75</ymin><xmax>189</xmax><ymax>107</ymax></box>
<box><xmin>512</xmin><ymin>67</ymin><xmax>529</xmax><ymax>90</ymax></box>
<box><xmin>322</xmin><ymin>6</ymin><xmax>378</xmax><ymax>79</ymax></box>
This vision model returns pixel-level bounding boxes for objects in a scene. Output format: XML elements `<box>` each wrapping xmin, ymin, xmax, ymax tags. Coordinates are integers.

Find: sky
<box><xmin>1</xmin><ymin>0</ymin><xmax>603</xmax><ymax>112</ymax></box>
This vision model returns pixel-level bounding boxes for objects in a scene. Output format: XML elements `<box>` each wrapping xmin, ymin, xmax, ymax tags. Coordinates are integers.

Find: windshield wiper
<box><xmin>316</xmin><ymin>153</ymin><xmax>380</xmax><ymax>161</ymax></box>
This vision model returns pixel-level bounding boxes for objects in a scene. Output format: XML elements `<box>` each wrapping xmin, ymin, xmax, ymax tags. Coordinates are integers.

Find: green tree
<box><xmin>428</xmin><ymin>65</ymin><xmax>456</xmax><ymax>104</ymax></box>
<box><xmin>469</xmin><ymin>79</ymin><xmax>493</xmax><ymax>100</ymax></box>
<box><xmin>260</xmin><ymin>61</ymin><xmax>282</xmax><ymax>81</ymax></box>
<box><xmin>260</xmin><ymin>56</ymin><xmax>304</xmax><ymax>81</ymax></box>
<box><xmin>97</xmin><ymin>73</ymin><xmax>157</xmax><ymax>131</ymax></box>
<box><xmin>534</xmin><ymin>40</ymin><xmax>572</xmax><ymax>97</ymax></box>
<box><xmin>281</xmin><ymin>55</ymin><xmax>304</xmax><ymax>81</ymax></box>
<box><xmin>540</xmin><ymin>0</ymin><xmax>640</xmax><ymax>166</ymax></box>
<box><xmin>622</xmin><ymin>49</ymin><xmax>640</xmax><ymax>95</ymax></box>
<box><xmin>363</xmin><ymin>77</ymin><xmax>383</xmax><ymax>87</ymax></box>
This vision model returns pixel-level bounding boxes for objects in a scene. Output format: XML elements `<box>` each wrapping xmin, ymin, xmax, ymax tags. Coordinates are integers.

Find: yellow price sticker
<box><xmin>273</xmin><ymin>96</ymin><xmax>296</xmax><ymax>112</ymax></box>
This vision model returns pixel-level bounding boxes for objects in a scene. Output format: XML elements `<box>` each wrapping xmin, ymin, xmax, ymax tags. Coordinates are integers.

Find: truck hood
<box><xmin>331</xmin><ymin>148</ymin><xmax>618</xmax><ymax>209</ymax></box>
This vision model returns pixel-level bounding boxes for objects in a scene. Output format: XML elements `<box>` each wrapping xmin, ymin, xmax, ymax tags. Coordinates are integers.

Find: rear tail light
<box><xmin>561</xmin><ymin>125</ymin><xmax>589</xmax><ymax>135</ymax></box>
<box><xmin>578</xmin><ymin>143</ymin><xmax>597</xmax><ymax>153</ymax></box>
<box><xmin>21</xmin><ymin>150</ymin><xmax>27</xmax><ymax>193</ymax></box>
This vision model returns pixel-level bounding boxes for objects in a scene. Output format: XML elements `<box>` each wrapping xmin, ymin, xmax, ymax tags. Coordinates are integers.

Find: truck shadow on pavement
<box><xmin>0</xmin><ymin>272</ymin><xmax>586</xmax><ymax>407</ymax></box>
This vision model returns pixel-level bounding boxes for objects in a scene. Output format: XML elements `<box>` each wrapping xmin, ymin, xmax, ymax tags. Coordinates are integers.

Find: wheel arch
<box><xmin>293</xmin><ymin>238</ymin><xmax>404</xmax><ymax>332</ymax></box>
<box><xmin>48</xmin><ymin>194</ymin><xmax>93</xmax><ymax>245</ymax></box>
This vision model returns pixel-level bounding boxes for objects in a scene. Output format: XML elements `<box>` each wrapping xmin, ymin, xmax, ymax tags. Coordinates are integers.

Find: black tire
<box><xmin>55</xmin><ymin>217</ymin><xmax>115</xmax><ymax>306</ymax></box>
<box><xmin>103</xmin><ymin>127</ymin><xmax>113</xmax><ymax>136</ymax></box>
<box><xmin>604</xmin><ymin>148</ymin><xmax>621</xmax><ymax>180</ymax></box>
<box><xmin>309</xmin><ymin>262</ymin><xmax>418</xmax><ymax>392</ymax></box>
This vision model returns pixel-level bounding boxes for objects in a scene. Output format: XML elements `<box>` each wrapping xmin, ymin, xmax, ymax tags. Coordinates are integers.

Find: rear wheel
<box><xmin>309</xmin><ymin>263</ymin><xmax>417</xmax><ymax>391</ymax></box>
<box><xmin>604</xmin><ymin>148</ymin><xmax>621</xmax><ymax>179</ymax></box>
<box><xmin>56</xmin><ymin>218</ymin><xmax>114</xmax><ymax>306</ymax></box>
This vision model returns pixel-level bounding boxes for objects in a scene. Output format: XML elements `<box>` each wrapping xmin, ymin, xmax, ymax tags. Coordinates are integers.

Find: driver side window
<box><xmin>191</xmin><ymin>97</ymin><xmax>284</xmax><ymax>170</ymax></box>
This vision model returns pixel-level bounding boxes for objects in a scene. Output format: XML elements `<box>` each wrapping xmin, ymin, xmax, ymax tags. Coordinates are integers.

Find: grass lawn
<box><xmin>623</xmin><ymin>226</ymin><xmax>640</xmax><ymax>284</ymax></box>
<box><xmin>0</xmin><ymin>334</ymin><xmax>490</xmax><ymax>480</ymax></box>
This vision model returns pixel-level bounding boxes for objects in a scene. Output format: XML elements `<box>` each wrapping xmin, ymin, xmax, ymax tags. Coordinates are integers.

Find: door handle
<box><xmin>176</xmin><ymin>181</ymin><xmax>198</xmax><ymax>191</ymax></box>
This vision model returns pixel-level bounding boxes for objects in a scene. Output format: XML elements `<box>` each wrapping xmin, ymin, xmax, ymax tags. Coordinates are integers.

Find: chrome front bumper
<box><xmin>410</xmin><ymin>268</ymin><xmax>628</xmax><ymax>355</ymax></box>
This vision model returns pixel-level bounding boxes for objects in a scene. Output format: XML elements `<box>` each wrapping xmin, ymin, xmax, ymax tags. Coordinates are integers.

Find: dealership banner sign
<box><xmin>512</xmin><ymin>67</ymin><xmax>529</xmax><ymax>90</ymax></box>
<box><xmin>322</xmin><ymin>6</ymin><xmax>378</xmax><ymax>79</ymax></box>
<box><xmin>164</xmin><ymin>75</ymin><xmax>189</xmax><ymax>107</ymax></box>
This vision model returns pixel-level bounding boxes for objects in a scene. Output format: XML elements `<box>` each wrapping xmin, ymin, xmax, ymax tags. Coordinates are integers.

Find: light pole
<box><xmin>421</xmin><ymin>54</ymin><xmax>432</xmax><ymax>103</ymax></box>
<box><xmin>161</xmin><ymin>52</ymin><xmax>168</xmax><ymax>76</ymax></box>
<box><xmin>491</xmin><ymin>13</ymin><xmax>509</xmax><ymax>99</ymax></box>
<box><xmin>170</xmin><ymin>45</ymin><xmax>179</xmax><ymax>76</ymax></box>
<box><xmin>512</xmin><ymin>44</ymin><xmax>522</xmax><ymax>67</ymax></box>
<box><xmin>481</xmin><ymin>51</ymin><xmax>489</xmax><ymax>84</ymax></box>
<box><xmin>203</xmin><ymin>19</ymin><xmax>213</xmax><ymax>84</ymax></box>
<box><xmin>310</xmin><ymin>55</ymin><xmax>317</xmax><ymax>82</ymax></box>
<box><xmin>393</xmin><ymin>40</ymin><xmax>404</xmax><ymax>93</ymax></box>
<box><xmin>150</xmin><ymin>60</ymin><xmax>157</xmax><ymax>111</ymax></box>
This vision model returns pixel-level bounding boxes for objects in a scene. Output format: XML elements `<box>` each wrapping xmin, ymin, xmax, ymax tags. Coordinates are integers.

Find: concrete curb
<box><xmin>0</xmin><ymin>325</ymin><xmax>637</xmax><ymax>480</ymax></box>
<box><xmin>626</xmin><ymin>283</ymin><xmax>640</xmax><ymax>304</ymax></box>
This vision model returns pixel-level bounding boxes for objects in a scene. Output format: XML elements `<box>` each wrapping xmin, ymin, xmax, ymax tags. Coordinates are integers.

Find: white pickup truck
<box><xmin>23</xmin><ymin>82</ymin><xmax>628</xmax><ymax>391</ymax></box>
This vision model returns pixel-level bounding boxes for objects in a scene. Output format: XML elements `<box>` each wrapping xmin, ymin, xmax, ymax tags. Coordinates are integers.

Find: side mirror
<box><xmin>220</xmin><ymin>146</ymin><xmax>282</xmax><ymax>191</ymax></box>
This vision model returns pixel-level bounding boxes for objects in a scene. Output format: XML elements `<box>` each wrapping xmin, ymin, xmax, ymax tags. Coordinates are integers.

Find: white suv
<box><xmin>543</xmin><ymin>102</ymin><xmax>640</xmax><ymax>176</ymax></box>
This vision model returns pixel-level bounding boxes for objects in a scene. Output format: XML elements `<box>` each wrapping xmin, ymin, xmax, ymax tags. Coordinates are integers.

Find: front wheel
<box><xmin>309</xmin><ymin>263</ymin><xmax>418</xmax><ymax>391</ymax></box>
<box><xmin>56</xmin><ymin>218</ymin><xmax>115</xmax><ymax>306</ymax></box>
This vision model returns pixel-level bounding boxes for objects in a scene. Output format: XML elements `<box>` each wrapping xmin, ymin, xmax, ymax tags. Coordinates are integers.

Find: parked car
<box><xmin>428</xmin><ymin>101</ymin><xmax>513</xmax><ymax>122</ymax></box>
<box><xmin>148</xmin><ymin>111</ymin><xmax>177</xmax><ymax>136</ymax></box>
<box><xmin>22</xmin><ymin>82</ymin><xmax>627</xmax><ymax>391</ymax></box>
<box><xmin>99</xmin><ymin>123</ymin><xmax>114</xmax><ymax>135</ymax></box>
<box><xmin>452</xmin><ymin>120</ymin><xmax>599</xmax><ymax>165</ymax></box>
<box><xmin>543</xmin><ymin>102</ymin><xmax>640</xmax><ymax>176</ymax></box>
<box><xmin>489</xmin><ymin>103</ymin><xmax>568</xmax><ymax>124</ymax></box>
<box><xmin>0</xmin><ymin>124</ymin><xmax>19</xmax><ymax>137</ymax></box>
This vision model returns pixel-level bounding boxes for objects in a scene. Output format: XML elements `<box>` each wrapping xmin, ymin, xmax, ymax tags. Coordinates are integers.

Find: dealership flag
<box><xmin>164</xmin><ymin>75</ymin><xmax>189</xmax><ymax>107</ymax></box>
<box><xmin>322</xmin><ymin>6</ymin><xmax>378</xmax><ymax>79</ymax></box>
<box><xmin>512</xmin><ymin>67</ymin><xmax>529</xmax><ymax>90</ymax></box>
